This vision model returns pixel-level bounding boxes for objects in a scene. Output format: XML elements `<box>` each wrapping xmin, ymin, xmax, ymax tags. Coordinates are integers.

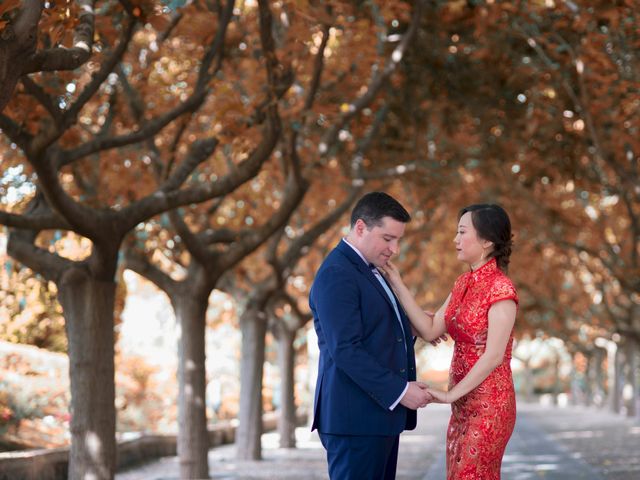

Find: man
<box><xmin>310</xmin><ymin>192</ymin><xmax>431</xmax><ymax>479</ymax></box>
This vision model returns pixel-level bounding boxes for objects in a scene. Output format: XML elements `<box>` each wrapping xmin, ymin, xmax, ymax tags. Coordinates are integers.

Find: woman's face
<box><xmin>454</xmin><ymin>211</ymin><xmax>491</xmax><ymax>266</ymax></box>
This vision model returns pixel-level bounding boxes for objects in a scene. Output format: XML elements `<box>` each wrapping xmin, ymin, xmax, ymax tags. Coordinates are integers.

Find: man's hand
<box><xmin>430</xmin><ymin>333</ymin><xmax>448</xmax><ymax>347</ymax></box>
<box><xmin>399</xmin><ymin>381</ymin><xmax>433</xmax><ymax>410</ymax></box>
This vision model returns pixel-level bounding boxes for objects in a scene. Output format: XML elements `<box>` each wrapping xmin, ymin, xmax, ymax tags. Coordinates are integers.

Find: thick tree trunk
<box><xmin>174</xmin><ymin>295</ymin><xmax>210</xmax><ymax>479</ymax></box>
<box><xmin>236</xmin><ymin>308</ymin><xmax>267</xmax><ymax>460</ymax></box>
<box><xmin>58</xmin><ymin>269</ymin><xmax>116</xmax><ymax>480</ymax></box>
<box><xmin>625</xmin><ymin>340</ymin><xmax>638</xmax><ymax>418</ymax></box>
<box><xmin>277</xmin><ymin>328</ymin><xmax>296</xmax><ymax>448</ymax></box>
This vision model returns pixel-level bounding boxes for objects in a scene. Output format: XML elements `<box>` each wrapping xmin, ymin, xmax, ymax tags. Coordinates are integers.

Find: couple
<box><xmin>309</xmin><ymin>192</ymin><xmax>518</xmax><ymax>479</ymax></box>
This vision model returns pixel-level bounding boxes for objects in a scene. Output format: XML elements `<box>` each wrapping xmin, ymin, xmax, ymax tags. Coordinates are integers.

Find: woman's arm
<box><xmin>380</xmin><ymin>261</ymin><xmax>449</xmax><ymax>342</ymax></box>
<box><xmin>428</xmin><ymin>299</ymin><xmax>517</xmax><ymax>403</ymax></box>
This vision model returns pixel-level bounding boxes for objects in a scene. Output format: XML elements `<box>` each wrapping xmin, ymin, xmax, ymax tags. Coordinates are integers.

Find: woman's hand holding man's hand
<box><xmin>427</xmin><ymin>388</ymin><xmax>454</xmax><ymax>404</ymax></box>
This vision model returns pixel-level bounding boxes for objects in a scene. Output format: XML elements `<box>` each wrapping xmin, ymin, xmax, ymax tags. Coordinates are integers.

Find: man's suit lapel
<box><xmin>336</xmin><ymin>241</ymin><xmax>397</xmax><ymax>312</ymax></box>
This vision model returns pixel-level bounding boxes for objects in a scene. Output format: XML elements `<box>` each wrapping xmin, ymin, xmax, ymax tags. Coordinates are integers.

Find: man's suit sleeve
<box><xmin>313</xmin><ymin>265</ymin><xmax>407</xmax><ymax>410</ymax></box>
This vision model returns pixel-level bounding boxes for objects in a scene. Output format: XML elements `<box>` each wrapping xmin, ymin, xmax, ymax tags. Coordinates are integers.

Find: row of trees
<box><xmin>1</xmin><ymin>0</ymin><xmax>637</xmax><ymax>479</ymax></box>
<box><xmin>1</xmin><ymin>0</ymin><xmax>436</xmax><ymax>478</ymax></box>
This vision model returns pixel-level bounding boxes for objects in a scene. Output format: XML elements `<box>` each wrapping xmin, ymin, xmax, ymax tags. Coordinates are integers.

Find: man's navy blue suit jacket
<box><xmin>310</xmin><ymin>240</ymin><xmax>417</xmax><ymax>436</ymax></box>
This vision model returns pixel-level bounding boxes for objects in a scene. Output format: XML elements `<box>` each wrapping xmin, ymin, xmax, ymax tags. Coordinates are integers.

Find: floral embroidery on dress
<box><xmin>443</xmin><ymin>258</ymin><xmax>518</xmax><ymax>480</ymax></box>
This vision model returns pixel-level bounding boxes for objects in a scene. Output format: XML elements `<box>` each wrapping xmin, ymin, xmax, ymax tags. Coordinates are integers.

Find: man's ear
<box><xmin>354</xmin><ymin>218</ymin><xmax>367</xmax><ymax>236</ymax></box>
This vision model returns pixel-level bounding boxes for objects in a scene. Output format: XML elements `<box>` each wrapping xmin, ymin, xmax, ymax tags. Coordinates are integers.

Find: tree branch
<box><xmin>3</xmin><ymin>193</ymin><xmax>74</xmax><ymax>281</ymax></box>
<box><xmin>159</xmin><ymin>138</ymin><xmax>220</xmax><ymax>192</ymax></box>
<box><xmin>273</xmin><ymin>185</ymin><xmax>361</xmax><ymax>275</ymax></box>
<box><xmin>196</xmin><ymin>0</ymin><xmax>235</xmax><ymax>90</ymax></box>
<box><xmin>21</xmin><ymin>0</ymin><xmax>95</xmax><ymax>75</ymax></box>
<box><xmin>273</xmin><ymin>288</ymin><xmax>311</xmax><ymax>332</ymax></box>
<box><xmin>6</xmin><ymin>230</ymin><xmax>73</xmax><ymax>283</ymax></box>
<box><xmin>319</xmin><ymin>0</ymin><xmax>425</xmax><ymax>156</ymax></box>
<box><xmin>249</xmin><ymin>0</ymin><xmax>294</xmax><ymax>125</ymax></box>
<box><xmin>123</xmin><ymin>245</ymin><xmax>177</xmax><ymax>296</ymax></box>
<box><xmin>20</xmin><ymin>76</ymin><xmax>62</xmax><ymax>122</ymax></box>
<box><xmin>0</xmin><ymin>210</ymin><xmax>71</xmax><ymax>230</ymax></box>
<box><xmin>303</xmin><ymin>22</ymin><xmax>331</xmax><ymax>113</ymax></box>
<box><xmin>26</xmin><ymin>15</ymin><xmax>135</xmax><ymax>158</ymax></box>
<box><xmin>168</xmin><ymin>210</ymin><xmax>212</xmax><ymax>267</ymax></box>
<box><xmin>0</xmin><ymin>113</ymin><xmax>31</xmax><ymax>149</ymax></box>
<box><xmin>198</xmin><ymin>228</ymin><xmax>243</xmax><ymax>245</ymax></box>
<box><xmin>0</xmin><ymin>0</ymin><xmax>42</xmax><ymax>111</ymax></box>
<box><xmin>218</xmin><ymin>162</ymin><xmax>309</xmax><ymax>272</ymax></box>
<box><xmin>61</xmin><ymin>88</ymin><xmax>206</xmax><ymax>166</ymax></box>
<box><xmin>114</xmin><ymin>0</ymin><xmax>288</xmax><ymax>234</ymax></box>
<box><xmin>114</xmin><ymin>118</ymin><xmax>278</xmax><ymax>233</ymax></box>
<box><xmin>0</xmin><ymin>189</ymin><xmax>72</xmax><ymax>230</ymax></box>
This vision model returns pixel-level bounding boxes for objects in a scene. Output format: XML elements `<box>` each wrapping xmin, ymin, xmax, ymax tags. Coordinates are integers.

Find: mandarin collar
<box><xmin>468</xmin><ymin>257</ymin><xmax>498</xmax><ymax>283</ymax></box>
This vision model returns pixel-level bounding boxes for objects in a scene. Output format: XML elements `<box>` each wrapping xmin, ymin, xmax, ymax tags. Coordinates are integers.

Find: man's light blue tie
<box><xmin>370</xmin><ymin>264</ymin><xmax>406</xmax><ymax>349</ymax></box>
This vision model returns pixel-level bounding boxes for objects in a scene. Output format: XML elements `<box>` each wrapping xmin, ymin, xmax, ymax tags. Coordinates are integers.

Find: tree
<box><xmin>0</xmin><ymin>0</ymin><xmax>289</xmax><ymax>477</ymax></box>
<box><xmin>499</xmin><ymin>1</ymin><xmax>639</xmax><ymax>412</ymax></box>
<box><xmin>124</xmin><ymin>155</ymin><xmax>307</xmax><ymax>475</ymax></box>
<box><xmin>223</xmin><ymin>183</ymin><xmax>361</xmax><ymax>458</ymax></box>
<box><xmin>370</xmin><ymin>0</ymin><xmax>637</xmax><ymax>413</ymax></box>
<box><xmin>122</xmin><ymin>0</ymin><xmax>429</xmax><ymax>466</ymax></box>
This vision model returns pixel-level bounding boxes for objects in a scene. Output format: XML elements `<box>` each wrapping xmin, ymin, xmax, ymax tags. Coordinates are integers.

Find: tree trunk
<box><xmin>174</xmin><ymin>295</ymin><xmax>210</xmax><ymax>479</ymax></box>
<box><xmin>58</xmin><ymin>269</ymin><xmax>116</xmax><ymax>480</ymax></box>
<box><xmin>277</xmin><ymin>328</ymin><xmax>296</xmax><ymax>448</ymax></box>
<box><xmin>584</xmin><ymin>352</ymin><xmax>594</xmax><ymax>407</ymax></box>
<box><xmin>569</xmin><ymin>355</ymin><xmax>580</xmax><ymax>406</ymax></box>
<box><xmin>595</xmin><ymin>347</ymin><xmax>606</xmax><ymax>407</ymax></box>
<box><xmin>522</xmin><ymin>358</ymin><xmax>534</xmax><ymax>403</ymax></box>
<box><xmin>236</xmin><ymin>308</ymin><xmax>267</xmax><ymax>460</ymax></box>
<box><xmin>611</xmin><ymin>342</ymin><xmax>623</xmax><ymax>413</ymax></box>
<box><xmin>626</xmin><ymin>340</ymin><xmax>638</xmax><ymax>418</ymax></box>
<box><xmin>552</xmin><ymin>352</ymin><xmax>561</xmax><ymax>405</ymax></box>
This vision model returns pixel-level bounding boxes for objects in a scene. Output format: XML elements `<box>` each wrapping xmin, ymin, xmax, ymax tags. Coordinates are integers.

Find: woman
<box><xmin>380</xmin><ymin>204</ymin><xmax>518</xmax><ymax>479</ymax></box>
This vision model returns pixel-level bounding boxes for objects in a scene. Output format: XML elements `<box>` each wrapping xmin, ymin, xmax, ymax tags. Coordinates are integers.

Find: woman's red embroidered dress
<box><xmin>444</xmin><ymin>258</ymin><xmax>518</xmax><ymax>479</ymax></box>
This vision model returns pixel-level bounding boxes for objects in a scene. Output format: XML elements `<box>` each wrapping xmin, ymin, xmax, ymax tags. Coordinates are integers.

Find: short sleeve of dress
<box><xmin>487</xmin><ymin>276</ymin><xmax>518</xmax><ymax>307</ymax></box>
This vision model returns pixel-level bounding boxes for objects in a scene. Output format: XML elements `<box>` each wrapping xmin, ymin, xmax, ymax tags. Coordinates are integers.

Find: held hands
<box><xmin>400</xmin><ymin>382</ymin><xmax>457</xmax><ymax>408</ymax></box>
<box><xmin>400</xmin><ymin>381</ymin><xmax>433</xmax><ymax>410</ymax></box>
<box><xmin>426</xmin><ymin>388</ymin><xmax>454</xmax><ymax>404</ymax></box>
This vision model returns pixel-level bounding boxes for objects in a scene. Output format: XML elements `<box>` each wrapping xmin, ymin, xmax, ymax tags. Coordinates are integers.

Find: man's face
<box><xmin>353</xmin><ymin>216</ymin><xmax>406</xmax><ymax>267</ymax></box>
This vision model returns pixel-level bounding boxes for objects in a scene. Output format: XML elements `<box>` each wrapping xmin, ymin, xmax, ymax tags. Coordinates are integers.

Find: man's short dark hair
<box><xmin>350</xmin><ymin>192</ymin><xmax>411</xmax><ymax>228</ymax></box>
